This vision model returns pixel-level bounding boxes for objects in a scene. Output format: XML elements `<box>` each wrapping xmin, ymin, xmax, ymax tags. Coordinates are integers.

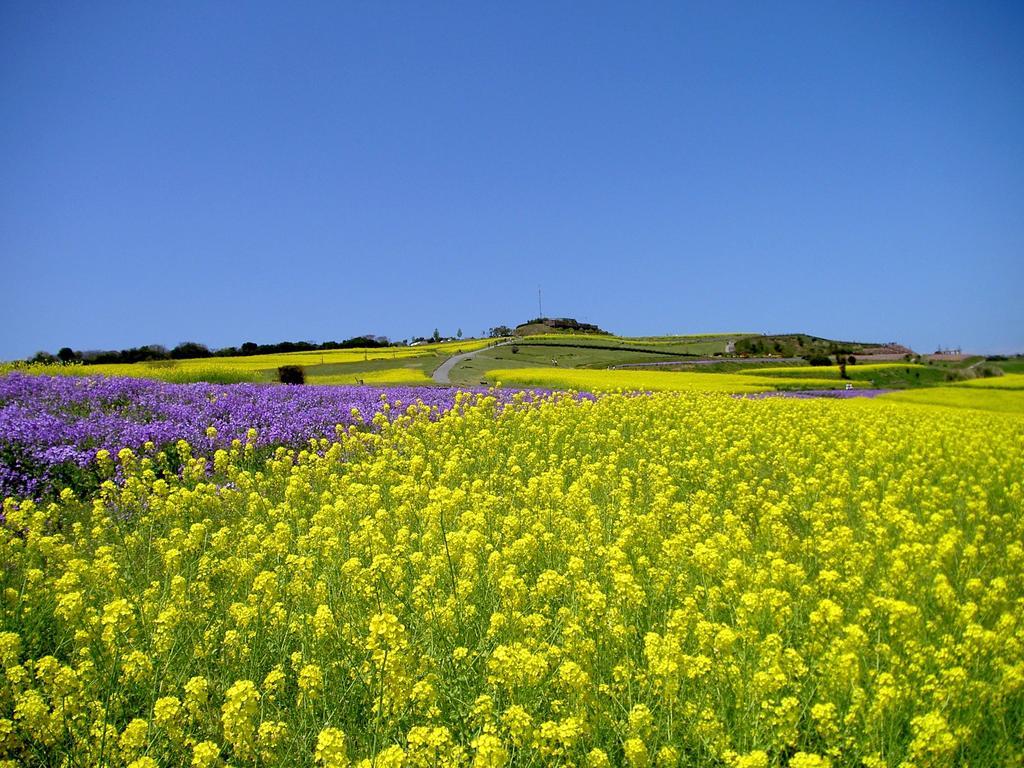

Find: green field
<box><xmin>736</xmin><ymin>363</ymin><xmax>948</xmax><ymax>389</ymax></box>
<box><xmin>513</xmin><ymin>333</ymin><xmax>742</xmax><ymax>356</ymax></box>
<box><xmin>994</xmin><ymin>358</ymin><xmax>1024</xmax><ymax>373</ymax></box>
<box><xmin>449</xmin><ymin>334</ymin><xmax>786</xmax><ymax>385</ymax></box>
<box><xmin>448</xmin><ymin>344</ymin><xmax>691</xmax><ymax>386</ymax></box>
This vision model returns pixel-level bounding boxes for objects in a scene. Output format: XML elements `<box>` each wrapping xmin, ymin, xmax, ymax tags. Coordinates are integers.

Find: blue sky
<box><xmin>1</xmin><ymin>1</ymin><xmax>1022</xmax><ymax>358</ymax></box>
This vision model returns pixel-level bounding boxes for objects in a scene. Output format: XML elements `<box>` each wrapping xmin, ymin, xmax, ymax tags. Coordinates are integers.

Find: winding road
<box><xmin>432</xmin><ymin>341</ymin><xmax>509</xmax><ymax>384</ymax></box>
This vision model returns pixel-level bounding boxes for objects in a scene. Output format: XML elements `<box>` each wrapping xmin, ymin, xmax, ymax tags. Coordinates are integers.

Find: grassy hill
<box><xmin>446</xmin><ymin>331</ymin><xmax>885</xmax><ymax>386</ymax></box>
<box><xmin>10</xmin><ymin>329</ymin><xmax>1019</xmax><ymax>403</ymax></box>
<box><xmin>447</xmin><ymin>334</ymin><xmax>753</xmax><ymax>385</ymax></box>
<box><xmin>735</xmin><ymin>363</ymin><xmax>948</xmax><ymax>389</ymax></box>
<box><xmin>732</xmin><ymin>333</ymin><xmax>899</xmax><ymax>358</ymax></box>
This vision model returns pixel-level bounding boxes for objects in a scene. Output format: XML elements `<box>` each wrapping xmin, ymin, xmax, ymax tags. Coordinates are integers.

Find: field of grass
<box><xmin>993</xmin><ymin>358</ymin><xmax>1024</xmax><ymax>373</ymax></box>
<box><xmin>449</xmin><ymin>345</ymin><xmax>689</xmax><ymax>386</ymax></box>
<box><xmin>448</xmin><ymin>334</ymin><xmax>790</xmax><ymax>386</ymax></box>
<box><xmin>484</xmin><ymin>367</ymin><xmax>865</xmax><ymax>393</ymax></box>
<box><xmin>515</xmin><ymin>334</ymin><xmax>737</xmax><ymax>357</ymax></box>
<box><xmin>737</xmin><ymin>363</ymin><xmax>946</xmax><ymax>388</ymax></box>
<box><xmin>519</xmin><ymin>332</ymin><xmax>749</xmax><ymax>344</ymax></box>
<box><xmin>3</xmin><ymin>388</ymin><xmax>1021</xmax><ymax>765</ymax></box>
<box><xmin>627</xmin><ymin>332</ymin><xmax>754</xmax><ymax>341</ymax></box>
<box><xmin>625</xmin><ymin>360</ymin><xmax>804</xmax><ymax>374</ymax></box>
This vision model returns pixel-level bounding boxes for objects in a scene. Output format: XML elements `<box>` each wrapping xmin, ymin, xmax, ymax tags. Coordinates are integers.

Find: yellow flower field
<box><xmin>735</xmin><ymin>364</ymin><xmax>931</xmax><ymax>379</ymax></box>
<box><xmin>485</xmin><ymin>368</ymin><xmax>862</xmax><ymax>393</ymax></box>
<box><xmin>879</xmin><ymin>387</ymin><xmax>1024</xmax><ymax>414</ymax></box>
<box><xmin>951</xmin><ymin>373</ymin><xmax>1024</xmax><ymax>390</ymax></box>
<box><xmin>309</xmin><ymin>368</ymin><xmax>435</xmax><ymax>386</ymax></box>
<box><xmin>1</xmin><ymin>339</ymin><xmax>497</xmax><ymax>384</ymax></box>
<box><xmin>2</xmin><ymin>391</ymin><xmax>1022</xmax><ymax>766</ymax></box>
<box><xmin>139</xmin><ymin>338</ymin><xmax>495</xmax><ymax>374</ymax></box>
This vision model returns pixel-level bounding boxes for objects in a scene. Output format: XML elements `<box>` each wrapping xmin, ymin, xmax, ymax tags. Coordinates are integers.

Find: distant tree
<box><xmin>100</xmin><ymin>344</ymin><xmax>170</xmax><ymax>364</ymax></box>
<box><xmin>280</xmin><ymin>341</ymin><xmax>316</xmax><ymax>353</ymax></box>
<box><xmin>31</xmin><ymin>350</ymin><xmax>57</xmax><ymax>364</ymax></box>
<box><xmin>277</xmin><ymin>365</ymin><xmax>305</xmax><ymax>385</ymax></box>
<box><xmin>457</xmin><ymin>328</ymin><xmax>463</xmax><ymax>339</ymax></box>
<box><xmin>830</xmin><ymin>345</ymin><xmax>852</xmax><ymax>379</ymax></box>
<box><xmin>432</xmin><ymin>328</ymin><xmax>441</xmax><ymax>343</ymax></box>
<box><xmin>68</xmin><ymin>335</ymin><xmax>405</xmax><ymax>365</ymax></box>
<box><xmin>489</xmin><ymin>326</ymin><xmax>513</xmax><ymax>338</ymax></box>
<box><xmin>84</xmin><ymin>350</ymin><xmax>118</xmax><ymax>364</ymax></box>
<box><xmin>339</xmin><ymin>336</ymin><xmax>389</xmax><ymax>349</ymax></box>
<box><xmin>57</xmin><ymin>347</ymin><xmax>79</xmax><ymax>363</ymax></box>
<box><xmin>171</xmin><ymin>342</ymin><xmax>212</xmax><ymax>360</ymax></box>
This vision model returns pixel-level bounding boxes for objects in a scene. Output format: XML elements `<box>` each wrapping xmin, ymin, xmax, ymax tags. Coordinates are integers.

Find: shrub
<box><xmin>171</xmin><ymin>342</ymin><xmax>213</xmax><ymax>359</ymax></box>
<box><xmin>944</xmin><ymin>366</ymin><xmax>1002</xmax><ymax>382</ymax></box>
<box><xmin>278</xmin><ymin>365</ymin><xmax>306</xmax><ymax>385</ymax></box>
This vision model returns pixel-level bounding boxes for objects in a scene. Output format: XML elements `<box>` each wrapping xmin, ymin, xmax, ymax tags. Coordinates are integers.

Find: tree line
<box><xmin>27</xmin><ymin>326</ymin><xmax>512</xmax><ymax>365</ymax></box>
<box><xmin>31</xmin><ymin>336</ymin><xmax>395</xmax><ymax>365</ymax></box>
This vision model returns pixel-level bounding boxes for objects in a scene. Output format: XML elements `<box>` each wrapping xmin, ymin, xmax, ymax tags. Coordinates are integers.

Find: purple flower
<box><xmin>0</xmin><ymin>373</ymin><xmax>533</xmax><ymax>499</ymax></box>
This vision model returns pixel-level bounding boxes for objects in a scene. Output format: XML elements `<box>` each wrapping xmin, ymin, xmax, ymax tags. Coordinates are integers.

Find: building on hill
<box><xmin>930</xmin><ymin>347</ymin><xmax>967</xmax><ymax>362</ymax></box>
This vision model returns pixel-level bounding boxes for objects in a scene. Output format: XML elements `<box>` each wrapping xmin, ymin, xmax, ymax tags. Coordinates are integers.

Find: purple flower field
<box><xmin>0</xmin><ymin>373</ymin><xmax>510</xmax><ymax>499</ymax></box>
<box><xmin>1</xmin><ymin>372</ymin><xmax>887</xmax><ymax>500</ymax></box>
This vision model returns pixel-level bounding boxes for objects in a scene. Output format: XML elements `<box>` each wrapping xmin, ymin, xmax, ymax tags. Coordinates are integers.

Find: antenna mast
<box><xmin>538</xmin><ymin>286</ymin><xmax>543</xmax><ymax>319</ymax></box>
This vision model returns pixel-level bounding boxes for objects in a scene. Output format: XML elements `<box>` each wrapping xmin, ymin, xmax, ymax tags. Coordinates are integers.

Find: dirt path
<box><xmin>432</xmin><ymin>341</ymin><xmax>509</xmax><ymax>384</ymax></box>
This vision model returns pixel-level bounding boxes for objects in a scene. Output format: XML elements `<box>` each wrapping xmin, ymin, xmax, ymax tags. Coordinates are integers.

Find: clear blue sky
<box><xmin>2</xmin><ymin>1</ymin><xmax>1022</xmax><ymax>358</ymax></box>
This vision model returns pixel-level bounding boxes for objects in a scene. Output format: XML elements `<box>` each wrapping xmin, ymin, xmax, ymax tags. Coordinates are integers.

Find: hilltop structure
<box><xmin>515</xmin><ymin>317</ymin><xmax>611</xmax><ymax>336</ymax></box>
